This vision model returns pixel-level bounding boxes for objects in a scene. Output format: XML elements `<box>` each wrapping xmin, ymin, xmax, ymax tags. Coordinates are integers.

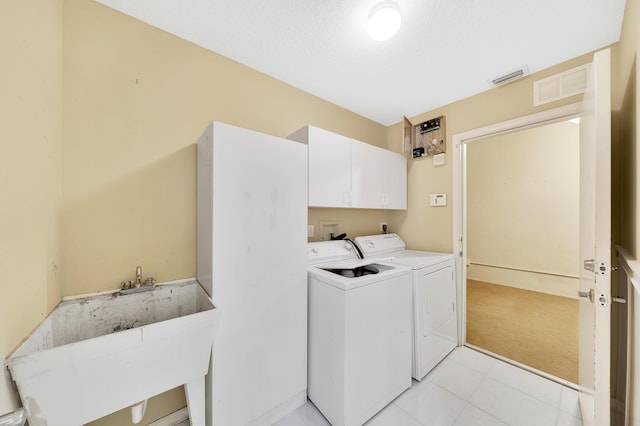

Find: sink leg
<box><xmin>184</xmin><ymin>377</ymin><xmax>205</xmax><ymax>426</ymax></box>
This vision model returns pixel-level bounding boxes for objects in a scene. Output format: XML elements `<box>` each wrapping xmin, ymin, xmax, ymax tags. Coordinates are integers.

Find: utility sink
<box><xmin>6</xmin><ymin>279</ymin><xmax>217</xmax><ymax>426</ymax></box>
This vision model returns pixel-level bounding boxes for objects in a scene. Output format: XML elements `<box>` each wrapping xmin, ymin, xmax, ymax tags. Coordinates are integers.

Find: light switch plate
<box><xmin>433</xmin><ymin>153</ymin><xmax>446</xmax><ymax>166</ymax></box>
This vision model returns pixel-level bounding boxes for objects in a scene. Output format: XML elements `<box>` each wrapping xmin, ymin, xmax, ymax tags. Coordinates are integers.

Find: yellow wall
<box><xmin>386</xmin><ymin>53</ymin><xmax>595</xmax><ymax>253</ymax></box>
<box><xmin>308</xmin><ymin>208</ymin><xmax>391</xmax><ymax>241</ymax></box>
<box><xmin>0</xmin><ymin>1</ymin><xmax>62</xmax><ymax>360</ymax></box>
<box><xmin>62</xmin><ymin>0</ymin><xmax>386</xmax><ymax>423</ymax></box>
<box><xmin>2</xmin><ymin>0</ymin><xmax>638</xmax><ymax>423</ymax></box>
<box><xmin>466</xmin><ymin>121</ymin><xmax>580</xmax><ymax>298</ymax></box>
<box><xmin>62</xmin><ymin>0</ymin><xmax>387</xmax><ymax>298</ymax></box>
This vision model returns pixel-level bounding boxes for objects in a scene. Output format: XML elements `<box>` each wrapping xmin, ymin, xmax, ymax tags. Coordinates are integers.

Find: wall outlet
<box><xmin>380</xmin><ymin>222</ymin><xmax>387</xmax><ymax>232</ymax></box>
<box><xmin>308</xmin><ymin>225</ymin><xmax>314</xmax><ymax>238</ymax></box>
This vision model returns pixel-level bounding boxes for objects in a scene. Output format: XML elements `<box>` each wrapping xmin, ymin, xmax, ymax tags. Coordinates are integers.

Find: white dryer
<box><xmin>307</xmin><ymin>240</ymin><xmax>412</xmax><ymax>426</ymax></box>
<box><xmin>354</xmin><ymin>233</ymin><xmax>458</xmax><ymax>381</ymax></box>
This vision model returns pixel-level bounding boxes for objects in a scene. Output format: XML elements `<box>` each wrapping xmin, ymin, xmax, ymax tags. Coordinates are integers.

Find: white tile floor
<box><xmin>273</xmin><ymin>346</ymin><xmax>583</xmax><ymax>426</ymax></box>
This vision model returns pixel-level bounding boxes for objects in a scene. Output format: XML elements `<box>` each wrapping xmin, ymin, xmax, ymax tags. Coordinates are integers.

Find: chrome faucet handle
<box><xmin>117</xmin><ymin>268</ymin><xmax>155</xmax><ymax>295</ymax></box>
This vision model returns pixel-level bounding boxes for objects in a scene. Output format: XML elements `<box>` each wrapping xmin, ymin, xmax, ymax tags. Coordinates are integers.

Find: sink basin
<box><xmin>6</xmin><ymin>279</ymin><xmax>217</xmax><ymax>426</ymax></box>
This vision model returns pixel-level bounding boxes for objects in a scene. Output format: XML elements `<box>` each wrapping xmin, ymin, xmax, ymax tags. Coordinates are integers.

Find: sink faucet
<box><xmin>135</xmin><ymin>265</ymin><xmax>143</xmax><ymax>287</ymax></box>
<box><xmin>120</xmin><ymin>265</ymin><xmax>156</xmax><ymax>295</ymax></box>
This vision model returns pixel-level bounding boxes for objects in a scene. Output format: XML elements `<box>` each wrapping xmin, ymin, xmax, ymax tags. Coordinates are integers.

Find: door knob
<box><xmin>578</xmin><ymin>288</ymin><xmax>594</xmax><ymax>303</ymax></box>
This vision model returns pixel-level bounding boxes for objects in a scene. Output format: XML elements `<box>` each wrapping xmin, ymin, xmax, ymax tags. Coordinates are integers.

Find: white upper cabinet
<box><xmin>288</xmin><ymin>125</ymin><xmax>407</xmax><ymax>210</ymax></box>
<box><xmin>381</xmin><ymin>148</ymin><xmax>408</xmax><ymax>209</ymax></box>
<box><xmin>350</xmin><ymin>140</ymin><xmax>383</xmax><ymax>208</ymax></box>
<box><xmin>288</xmin><ymin>126</ymin><xmax>352</xmax><ymax>207</ymax></box>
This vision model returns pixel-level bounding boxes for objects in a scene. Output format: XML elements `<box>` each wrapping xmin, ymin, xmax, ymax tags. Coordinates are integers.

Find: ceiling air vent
<box><xmin>489</xmin><ymin>67</ymin><xmax>529</xmax><ymax>87</ymax></box>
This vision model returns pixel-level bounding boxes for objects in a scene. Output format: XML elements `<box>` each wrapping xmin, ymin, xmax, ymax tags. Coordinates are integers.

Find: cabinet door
<box><xmin>308</xmin><ymin>127</ymin><xmax>351</xmax><ymax>207</ymax></box>
<box><xmin>382</xmin><ymin>151</ymin><xmax>407</xmax><ymax>210</ymax></box>
<box><xmin>350</xmin><ymin>140</ymin><xmax>384</xmax><ymax>208</ymax></box>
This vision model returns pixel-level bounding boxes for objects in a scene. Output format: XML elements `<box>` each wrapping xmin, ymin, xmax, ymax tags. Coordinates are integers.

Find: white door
<box><xmin>578</xmin><ymin>48</ymin><xmax>611</xmax><ymax>426</ymax></box>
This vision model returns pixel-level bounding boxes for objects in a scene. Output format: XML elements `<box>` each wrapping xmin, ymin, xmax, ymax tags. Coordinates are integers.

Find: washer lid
<box><xmin>308</xmin><ymin>261</ymin><xmax>411</xmax><ymax>290</ymax></box>
<box><xmin>307</xmin><ymin>240</ymin><xmax>360</xmax><ymax>265</ymax></box>
<box><xmin>354</xmin><ymin>233</ymin><xmax>405</xmax><ymax>257</ymax></box>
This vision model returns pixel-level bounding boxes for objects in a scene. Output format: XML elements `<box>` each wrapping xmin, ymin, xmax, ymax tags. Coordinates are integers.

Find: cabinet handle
<box><xmin>380</xmin><ymin>193</ymin><xmax>389</xmax><ymax>207</ymax></box>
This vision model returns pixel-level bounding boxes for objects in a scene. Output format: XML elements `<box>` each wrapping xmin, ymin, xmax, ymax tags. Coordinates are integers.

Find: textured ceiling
<box><xmin>95</xmin><ymin>0</ymin><xmax>627</xmax><ymax>126</ymax></box>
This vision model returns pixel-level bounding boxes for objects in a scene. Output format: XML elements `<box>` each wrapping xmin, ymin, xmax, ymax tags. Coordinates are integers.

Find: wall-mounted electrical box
<box><xmin>403</xmin><ymin>115</ymin><xmax>446</xmax><ymax>159</ymax></box>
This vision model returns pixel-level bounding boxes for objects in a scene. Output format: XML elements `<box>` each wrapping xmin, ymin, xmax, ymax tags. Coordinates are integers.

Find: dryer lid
<box><xmin>354</xmin><ymin>233</ymin><xmax>406</xmax><ymax>257</ymax></box>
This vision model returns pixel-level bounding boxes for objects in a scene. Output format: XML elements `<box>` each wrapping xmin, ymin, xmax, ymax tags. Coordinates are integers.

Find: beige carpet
<box><xmin>466</xmin><ymin>279</ymin><xmax>579</xmax><ymax>383</ymax></box>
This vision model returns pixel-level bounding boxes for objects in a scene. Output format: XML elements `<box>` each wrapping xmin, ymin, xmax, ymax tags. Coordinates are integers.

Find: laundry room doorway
<box><xmin>451</xmin><ymin>103</ymin><xmax>584</xmax><ymax>385</ymax></box>
<box><xmin>464</xmin><ymin>117</ymin><xmax>581</xmax><ymax>383</ymax></box>
<box><xmin>453</xmin><ymin>49</ymin><xmax>613</xmax><ymax>424</ymax></box>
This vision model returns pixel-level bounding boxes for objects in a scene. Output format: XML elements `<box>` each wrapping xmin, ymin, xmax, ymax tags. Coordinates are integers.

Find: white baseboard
<box><xmin>148</xmin><ymin>407</ymin><xmax>189</xmax><ymax>426</ymax></box>
<box><xmin>467</xmin><ymin>264</ymin><xmax>579</xmax><ymax>299</ymax></box>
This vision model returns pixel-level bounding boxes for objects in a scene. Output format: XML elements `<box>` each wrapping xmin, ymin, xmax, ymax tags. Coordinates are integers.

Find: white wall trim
<box><xmin>615</xmin><ymin>245</ymin><xmax>639</xmax><ymax>425</ymax></box>
<box><xmin>147</xmin><ymin>407</ymin><xmax>189</xmax><ymax>426</ymax></box>
<box><xmin>467</xmin><ymin>264</ymin><xmax>580</xmax><ymax>299</ymax></box>
<box><xmin>452</xmin><ymin>103</ymin><xmax>582</xmax><ymax>343</ymax></box>
<box><xmin>617</xmin><ymin>245</ymin><xmax>640</xmax><ymax>292</ymax></box>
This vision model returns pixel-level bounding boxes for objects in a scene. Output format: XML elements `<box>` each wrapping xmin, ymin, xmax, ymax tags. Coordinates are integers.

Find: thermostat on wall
<box><xmin>430</xmin><ymin>193</ymin><xmax>447</xmax><ymax>207</ymax></box>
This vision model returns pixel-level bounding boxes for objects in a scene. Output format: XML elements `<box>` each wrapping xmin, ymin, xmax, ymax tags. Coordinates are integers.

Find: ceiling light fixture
<box><xmin>368</xmin><ymin>1</ymin><xmax>401</xmax><ymax>41</ymax></box>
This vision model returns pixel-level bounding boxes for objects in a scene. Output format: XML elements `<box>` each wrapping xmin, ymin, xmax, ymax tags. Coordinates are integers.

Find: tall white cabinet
<box><xmin>288</xmin><ymin>125</ymin><xmax>407</xmax><ymax>210</ymax></box>
<box><xmin>197</xmin><ymin>122</ymin><xmax>308</xmax><ymax>425</ymax></box>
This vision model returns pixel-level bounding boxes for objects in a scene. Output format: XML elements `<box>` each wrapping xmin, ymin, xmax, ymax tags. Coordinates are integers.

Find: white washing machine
<box><xmin>307</xmin><ymin>240</ymin><xmax>412</xmax><ymax>426</ymax></box>
<box><xmin>354</xmin><ymin>233</ymin><xmax>458</xmax><ymax>381</ymax></box>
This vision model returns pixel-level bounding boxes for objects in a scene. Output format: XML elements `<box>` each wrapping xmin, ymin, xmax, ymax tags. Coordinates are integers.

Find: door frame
<box><xmin>452</xmin><ymin>103</ymin><xmax>582</xmax><ymax>383</ymax></box>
